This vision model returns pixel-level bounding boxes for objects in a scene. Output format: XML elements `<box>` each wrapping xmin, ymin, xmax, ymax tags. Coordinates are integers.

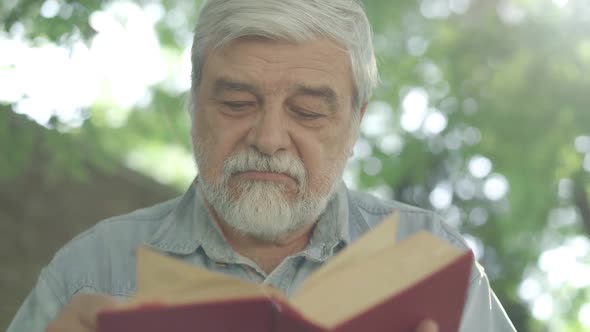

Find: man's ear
<box><xmin>359</xmin><ymin>102</ymin><xmax>368</xmax><ymax>121</ymax></box>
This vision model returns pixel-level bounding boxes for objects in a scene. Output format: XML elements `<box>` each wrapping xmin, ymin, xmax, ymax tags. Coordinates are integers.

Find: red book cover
<box><xmin>98</xmin><ymin>297</ymin><xmax>275</xmax><ymax>332</ymax></box>
<box><xmin>328</xmin><ymin>251</ymin><xmax>472</xmax><ymax>332</ymax></box>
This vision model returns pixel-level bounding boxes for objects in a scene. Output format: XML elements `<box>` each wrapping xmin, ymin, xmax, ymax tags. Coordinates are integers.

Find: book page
<box><xmin>296</xmin><ymin>212</ymin><xmax>399</xmax><ymax>294</ymax></box>
<box><xmin>116</xmin><ymin>247</ymin><xmax>284</xmax><ymax>309</ymax></box>
<box><xmin>291</xmin><ymin>232</ymin><xmax>465</xmax><ymax>328</ymax></box>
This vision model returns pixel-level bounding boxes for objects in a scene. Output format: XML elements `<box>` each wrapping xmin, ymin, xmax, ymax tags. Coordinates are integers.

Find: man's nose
<box><xmin>247</xmin><ymin>106</ymin><xmax>290</xmax><ymax>156</ymax></box>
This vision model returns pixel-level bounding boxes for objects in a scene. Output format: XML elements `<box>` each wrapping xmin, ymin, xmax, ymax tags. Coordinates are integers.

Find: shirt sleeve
<box><xmin>459</xmin><ymin>261</ymin><xmax>517</xmax><ymax>332</ymax></box>
<box><xmin>7</xmin><ymin>267</ymin><xmax>64</xmax><ymax>332</ymax></box>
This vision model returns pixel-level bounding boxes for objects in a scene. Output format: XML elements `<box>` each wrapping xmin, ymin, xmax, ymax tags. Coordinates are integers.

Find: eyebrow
<box><xmin>212</xmin><ymin>78</ymin><xmax>261</xmax><ymax>98</ymax></box>
<box><xmin>291</xmin><ymin>84</ymin><xmax>338</xmax><ymax>108</ymax></box>
<box><xmin>211</xmin><ymin>78</ymin><xmax>339</xmax><ymax>108</ymax></box>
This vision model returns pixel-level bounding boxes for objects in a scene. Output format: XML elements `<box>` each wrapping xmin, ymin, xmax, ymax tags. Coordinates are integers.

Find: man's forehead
<box><xmin>201</xmin><ymin>37</ymin><xmax>354</xmax><ymax>97</ymax></box>
<box><xmin>211</xmin><ymin>36</ymin><xmax>348</xmax><ymax>64</ymax></box>
<box><xmin>213</xmin><ymin>35</ymin><xmax>346</xmax><ymax>52</ymax></box>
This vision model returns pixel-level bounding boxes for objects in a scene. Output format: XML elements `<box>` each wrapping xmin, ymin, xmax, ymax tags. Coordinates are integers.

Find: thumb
<box><xmin>415</xmin><ymin>319</ymin><xmax>439</xmax><ymax>332</ymax></box>
<box><xmin>71</xmin><ymin>293</ymin><xmax>118</xmax><ymax>329</ymax></box>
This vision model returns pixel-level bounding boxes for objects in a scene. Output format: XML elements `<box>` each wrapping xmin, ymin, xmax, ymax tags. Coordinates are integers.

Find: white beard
<box><xmin>194</xmin><ymin>145</ymin><xmax>346</xmax><ymax>243</ymax></box>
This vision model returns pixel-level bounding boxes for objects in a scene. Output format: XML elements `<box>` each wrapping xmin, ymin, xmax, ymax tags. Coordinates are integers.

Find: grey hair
<box><xmin>189</xmin><ymin>0</ymin><xmax>379</xmax><ymax>114</ymax></box>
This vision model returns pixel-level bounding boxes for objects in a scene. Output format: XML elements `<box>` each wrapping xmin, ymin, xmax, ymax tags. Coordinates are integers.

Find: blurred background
<box><xmin>1</xmin><ymin>0</ymin><xmax>589</xmax><ymax>330</ymax></box>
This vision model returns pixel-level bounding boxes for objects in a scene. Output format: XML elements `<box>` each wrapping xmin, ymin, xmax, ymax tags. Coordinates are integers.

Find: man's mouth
<box><xmin>234</xmin><ymin>170</ymin><xmax>298</xmax><ymax>184</ymax></box>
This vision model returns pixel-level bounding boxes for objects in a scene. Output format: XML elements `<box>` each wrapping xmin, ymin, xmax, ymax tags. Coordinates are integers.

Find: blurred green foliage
<box><xmin>1</xmin><ymin>0</ymin><xmax>590</xmax><ymax>331</ymax></box>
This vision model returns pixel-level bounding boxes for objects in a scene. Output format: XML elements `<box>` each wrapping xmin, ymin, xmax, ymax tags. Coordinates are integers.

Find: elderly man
<box><xmin>9</xmin><ymin>1</ymin><xmax>516</xmax><ymax>331</ymax></box>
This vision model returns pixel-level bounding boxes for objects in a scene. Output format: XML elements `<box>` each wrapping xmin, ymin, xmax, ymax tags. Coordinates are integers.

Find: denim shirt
<box><xmin>8</xmin><ymin>181</ymin><xmax>516</xmax><ymax>332</ymax></box>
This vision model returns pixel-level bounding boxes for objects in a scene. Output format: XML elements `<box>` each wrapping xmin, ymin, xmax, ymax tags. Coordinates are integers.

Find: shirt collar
<box><xmin>304</xmin><ymin>181</ymin><xmax>352</xmax><ymax>261</ymax></box>
<box><xmin>146</xmin><ymin>178</ymin><xmax>353</xmax><ymax>262</ymax></box>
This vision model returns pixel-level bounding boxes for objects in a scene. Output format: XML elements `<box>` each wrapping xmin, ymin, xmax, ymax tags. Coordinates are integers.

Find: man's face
<box><xmin>192</xmin><ymin>37</ymin><xmax>362</xmax><ymax>241</ymax></box>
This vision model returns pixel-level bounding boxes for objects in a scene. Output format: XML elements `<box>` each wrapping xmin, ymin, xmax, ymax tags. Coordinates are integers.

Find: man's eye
<box><xmin>292</xmin><ymin>108</ymin><xmax>323</xmax><ymax>120</ymax></box>
<box><xmin>223</xmin><ymin>101</ymin><xmax>256</xmax><ymax>111</ymax></box>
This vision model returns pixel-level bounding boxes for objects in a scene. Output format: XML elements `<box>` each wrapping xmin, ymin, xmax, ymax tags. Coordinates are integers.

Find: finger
<box><xmin>45</xmin><ymin>319</ymin><xmax>93</xmax><ymax>332</ymax></box>
<box><xmin>415</xmin><ymin>319</ymin><xmax>439</xmax><ymax>332</ymax></box>
<box><xmin>70</xmin><ymin>293</ymin><xmax>118</xmax><ymax>329</ymax></box>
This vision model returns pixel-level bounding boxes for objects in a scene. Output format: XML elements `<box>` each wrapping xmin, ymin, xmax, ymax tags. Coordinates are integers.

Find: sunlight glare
<box><xmin>40</xmin><ymin>0</ymin><xmax>60</xmax><ymax>19</ymax></box>
<box><xmin>532</xmin><ymin>294</ymin><xmax>553</xmax><ymax>321</ymax></box>
<box><xmin>496</xmin><ymin>1</ymin><xmax>527</xmax><ymax>25</ymax></box>
<box><xmin>352</xmin><ymin>138</ymin><xmax>373</xmax><ymax>160</ymax></box>
<box><xmin>538</xmin><ymin>240</ymin><xmax>590</xmax><ymax>289</ymax></box>
<box><xmin>580</xmin><ymin>303</ymin><xmax>590</xmax><ymax>328</ymax></box>
<box><xmin>1</xmin><ymin>0</ymin><xmax>173</xmax><ymax>128</ymax></box>
<box><xmin>7</xmin><ymin>41</ymin><xmax>96</xmax><ymax>127</ymax></box>
<box><xmin>449</xmin><ymin>0</ymin><xmax>471</xmax><ymax>14</ymax></box>
<box><xmin>401</xmin><ymin>88</ymin><xmax>429</xmax><ymax>132</ymax></box>
<box><xmin>423</xmin><ymin>110</ymin><xmax>448</xmax><ymax>136</ymax></box>
<box><xmin>429</xmin><ymin>181</ymin><xmax>453</xmax><ymax>209</ymax></box>
<box><xmin>379</xmin><ymin>134</ymin><xmax>404</xmax><ymax>155</ymax></box>
<box><xmin>0</xmin><ymin>39</ymin><xmax>26</xmax><ymax>102</ymax></box>
<box><xmin>553</xmin><ymin>0</ymin><xmax>569</xmax><ymax>8</ymax></box>
<box><xmin>420</xmin><ymin>0</ymin><xmax>451</xmax><ymax>19</ymax></box>
<box><xmin>518</xmin><ymin>277</ymin><xmax>542</xmax><ymax>302</ymax></box>
<box><xmin>575</xmin><ymin>135</ymin><xmax>590</xmax><ymax>153</ymax></box>
<box><xmin>468</xmin><ymin>155</ymin><xmax>493</xmax><ymax>178</ymax></box>
<box><xmin>361</xmin><ymin>101</ymin><xmax>394</xmax><ymax>138</ymax></box>
<box><xmin>125</xmin><ymin>144</ymin><xmax>195</xmax><ymax>188</ymax></box>
<box><xmin>89</xmin><ymin>2</ymin><xmax>166</xmax><ymax>109</ymax></box>
<box><xmin>483</xmin><ymin>173</ymin><xmax>509</xmax><ymax>201</ymax></box>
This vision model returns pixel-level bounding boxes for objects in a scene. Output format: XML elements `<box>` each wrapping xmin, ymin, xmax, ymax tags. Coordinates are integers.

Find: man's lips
<box><xmin>234</xmin><ymin>171</ymin><xmax>298</xmax><ymax>184</ymax></box>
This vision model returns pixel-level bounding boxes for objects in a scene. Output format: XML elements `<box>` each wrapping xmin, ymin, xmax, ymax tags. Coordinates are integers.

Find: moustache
<box><xmin>223</xmin><ymin>149</ymin><xmax>306</xmax><ymax>185</ymax></box>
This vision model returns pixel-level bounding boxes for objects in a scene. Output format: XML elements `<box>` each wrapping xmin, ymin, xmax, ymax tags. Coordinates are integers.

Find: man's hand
<box><xmin>45</xmin><ymin>293</ymin><xmax>117</xmax><ymax>332</ymax></box>
<box><xmin>415</xmin><ymin>319</ymin><xmax>439</xmax><ymax>332</ymax></box>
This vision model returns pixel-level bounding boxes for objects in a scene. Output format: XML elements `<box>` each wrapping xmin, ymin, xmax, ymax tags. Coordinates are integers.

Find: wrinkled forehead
<box><xmin>201</xmin><ymin>37</ymin><xmax>356</xmax><ymax>102</ymax></box>
<box><xmin>207</xmin><ymin>35</ymin><xmax>351</xmax><ymax>71</ymax></box>
<box><xmin>193</xmin><ymin>35</ymin><xmax>360</xmax><ymax>108</ymax></box>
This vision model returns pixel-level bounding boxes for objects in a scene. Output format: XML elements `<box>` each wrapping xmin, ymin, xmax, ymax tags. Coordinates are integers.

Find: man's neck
<box><xmin>216</xmin><ymin>219</ymin><xmax>315</xmax><ymax>274</ymax></box>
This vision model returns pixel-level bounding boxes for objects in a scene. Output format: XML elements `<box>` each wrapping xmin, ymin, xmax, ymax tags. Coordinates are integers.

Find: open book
<box><xmin>97</xmin><ymin>213</ymin><xmax>473</xmax><ymax>332</ymax></box>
